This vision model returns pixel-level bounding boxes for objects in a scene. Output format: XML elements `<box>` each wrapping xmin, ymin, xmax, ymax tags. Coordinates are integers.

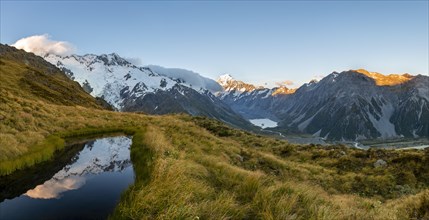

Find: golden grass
<box><xmin>112</xmin><ymin>117</ymin><xmax>429</xmax><ymax>219</ymax></box>
<box><xmin>1</xmin><ymin>90</ymin><xmax>428</xmax><ymax>219</ymax></box>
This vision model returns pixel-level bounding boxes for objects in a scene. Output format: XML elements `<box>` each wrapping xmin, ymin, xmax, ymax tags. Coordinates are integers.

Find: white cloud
<box><xmin>312</xmin><ymin>74</ymin><xmax>325</xmax><ymax>81</ymax></box>
<box><xmin>12</xmin><ymin>34</ymin><xmax>75</xmax><ymax>56</ymax></box>
<box><xmin>124</xmin><ymin>57</ymin><xmax>143</xmax><ymax>66</ymax></box>
<box><xmin>275</xmin><ymin>80</ymin><xmax>294</xmax><ymax>87</ymax></box>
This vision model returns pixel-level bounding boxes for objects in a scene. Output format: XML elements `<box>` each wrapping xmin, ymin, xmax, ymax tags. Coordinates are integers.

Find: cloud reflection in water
<box><xmin>25</xmin><ymin>176</ymin><xmax>85</xmax><ymax>199</ymax></box>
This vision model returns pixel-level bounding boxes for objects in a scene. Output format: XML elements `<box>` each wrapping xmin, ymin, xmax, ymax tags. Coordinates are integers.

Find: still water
<box><xmin>0</xmin><ymin>136</ymin><xmax>134</xmax><ymax>220</ymax></box>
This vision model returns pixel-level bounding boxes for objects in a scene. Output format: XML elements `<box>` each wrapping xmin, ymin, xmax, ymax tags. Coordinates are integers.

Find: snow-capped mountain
<box><xmin>217</xmin><ymin>74</ymin><xmax>296</xmax><ymax>95</ymax></box>
<box><xmin>44</xmin><ymin>53</ymin><xmax>253</xmax><ymax>129</ymax></box>
<box><xmin>216</xmin><ymin>74</ymin><xmax>295</xmax><ymax>120</ymax></box>
<box><xmin>45</xmin><ymin>53</ymin><xmax>176</xmax><ymax>110</ymax></box>
<box><xmin>217</xmin><ymin>74</ymin><xmax>264</xmax><ymax>93</ymax></box>
<box><xmin>42</xmin><ymin>49</ymin><xmax>428</xmax><ymax>140</ymax></box>
<box><xmin>218</xmin><ymin>70</ymin><xmax>429</xmax><ymax>140</ymax></box>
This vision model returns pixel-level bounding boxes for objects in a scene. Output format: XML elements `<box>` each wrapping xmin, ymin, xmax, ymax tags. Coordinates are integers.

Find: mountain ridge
<box><xmin>354</xmin><ymin>68</ymin><xmax>414</xmax><ymax>86</ymax></box>
<box><xmin>218</xmin><ymin>70</ymin><xmax>429</xmax><ymax>140</ymax></box>
<box><xmin>43</xmin><ymin>52</ymin><xmax>256</xmax><ymax>130</ymax></box>
<box><xmin>16</xmin><ymin>43</ymin><xmax>427</xmax><ymax>141</ymax></box>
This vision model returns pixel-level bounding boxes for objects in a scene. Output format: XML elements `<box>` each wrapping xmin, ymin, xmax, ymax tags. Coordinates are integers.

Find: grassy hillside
<box><xmin>1</xmin><ymin>46</ymin><xmax>428</xmax><ymax>219</ymax></box>
<box><xmin>111</xmin><ymin>117</ymin><xmax>429</xmax><ymax>220</ymax></box>
<box><xmin>0</xmin><ymin>44</ymin><xmax>110</xmax><ymax>109</ymax></box>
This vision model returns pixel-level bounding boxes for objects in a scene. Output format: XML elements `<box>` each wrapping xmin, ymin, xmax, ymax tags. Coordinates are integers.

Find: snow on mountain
<box><xmin>217</xmin><ymin>74</ymin><xmax>264</xmax><ymax>93</ymax></box>
<box><xmin>146</xmin><ymin>65</ymin><xmax>223</xmax><ymax>93</ymax></box>
<box><xmin>43</xmin><ymin>52</ymin><xmax>254</xmax><ymax>129</ymax></box>
<box><xmin>218</xmin><ymin>70</ymin><xmax>429</xmax><ymax>140</ymax></box>
<box><xmin>216</xmin><ymin>74</ymin><xmax>297</xmax><ymax>121</ymax></box>
<box><xmin>55</xmin><ymin>137</ymin><xmax>132</xmax><ymax>178</ymax></box>
<box><xmin>217</xmin><ymin>74</ymin><xmax>296</xmax><ymax>99</ymax></box>
<box><xmin>42</xmin><ymin>49</ymin><xmax>427</xmax><ymax>140</ymax></box>
<box><xmin>217</xmin><ymin>74</ymin><xmax>234</xmax><ymax>87</ymax></box>
<box><xmin>44</xmin><ymin>53</ymin><xmax>178</xmax><ymax>109</ymax></box>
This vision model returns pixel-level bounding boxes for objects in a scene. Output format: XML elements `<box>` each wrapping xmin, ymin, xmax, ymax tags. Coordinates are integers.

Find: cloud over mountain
<box><xmin>124</xmin><ymin>57</ymin><xmax>143</xmax><ymax>66</ymax></box>
<box><xmin>12</xmin><ymin>34</ymin><xmax>75</xmax><ymax>56</ymax></box>
<box><xmin>275</xmin><ymin>80</ymin><xmax>294</xmax><ymax>87</ymax></box>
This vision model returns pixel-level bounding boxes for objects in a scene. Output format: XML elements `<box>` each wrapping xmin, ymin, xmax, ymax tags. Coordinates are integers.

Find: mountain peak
<box><xmin>353</xmin><ymin>69</ymin><xmax>414</xmax><ymax>86</ymax></box>
<box><xmin>217</xmin><ymin>74</ymin><xmax>235</xmax><ymax>85</ymax></box>
<box><xmin>272</xmin><ymin>86</ymin><xmax>297</xmax><ymax>96</ymax></box>
<box><xmin>217</xmin><ymin>74</ymin><xmax>263</xmax><ymax>92</ymax></box>
<box><xmin>354</xmin><ymin>68</ymin><xmax>371</xmax><ymax>75</ymax></box>
<box><xmin>95</xmin><ymin>53</ymin><xmax>131</xmax><ymax>66</ymax></box>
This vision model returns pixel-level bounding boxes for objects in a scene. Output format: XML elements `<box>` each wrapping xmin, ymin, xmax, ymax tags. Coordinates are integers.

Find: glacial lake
<box><xmin>249</xmin><ymin>118</ymin><xmax>278</xmax><ymax>128</ymax></box>
<box><xmin>0</xmin><ymin>136</ymin><xmax>134</xmax><ymax>220</ymax></box>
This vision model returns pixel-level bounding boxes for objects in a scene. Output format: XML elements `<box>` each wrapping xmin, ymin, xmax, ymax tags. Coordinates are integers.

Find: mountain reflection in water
<box><xmin>0</xmin><ymin>136</ymin><xmax>134</xmax><ymax>220</ymax></box>
<box><xmin>25</xmin><ymin>136</ymin><xmax>132</xmax><ymax>199</ymax></box>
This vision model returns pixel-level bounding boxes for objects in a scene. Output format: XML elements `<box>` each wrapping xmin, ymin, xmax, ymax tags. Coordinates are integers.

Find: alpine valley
<box><xmin>218</xmin><ymin>71</ymin><xmax>429</xmax><ymax>140</ymax></box>
<box><xmin>2</xmin><ymin>43</ymin><xmax>429</xmax><ymax>220</ymax></box>
<box><xmin>2</xmin><ymin>1</ymin><xmax>429</xmax><ymax>219</ymax></box>
<box><xmin>42</xmin><ymin>50</ymin><xmax>429</xmax><ymax>141</ymax></box>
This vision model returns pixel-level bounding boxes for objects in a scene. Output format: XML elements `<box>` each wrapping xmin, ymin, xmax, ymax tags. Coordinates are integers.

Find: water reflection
<box><xmin>24</xmin><ymin>136</ymin><xmax>132</xmax><ymax>200</ymax></box>
<box><xmin>0</xmin><ymin>136</ymin><xmax>134</xmax><ymax>220</ymax></box>
<box><xmin>25</xmin><ymin>176</ymin><xmax>86</xmax><ymax>199</ymax></box>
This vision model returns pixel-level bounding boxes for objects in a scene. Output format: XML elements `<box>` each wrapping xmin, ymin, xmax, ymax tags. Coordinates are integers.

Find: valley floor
<box><xmin>1</xmin><ymin>91</ymin><xmax>429</xmax><ymax>219</ymax></box>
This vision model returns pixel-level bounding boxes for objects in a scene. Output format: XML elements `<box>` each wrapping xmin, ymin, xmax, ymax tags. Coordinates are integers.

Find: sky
<box><xmin>1</xmin><ymin>1</ymin><xmax>428</xmax><ymax>88</ymax></box>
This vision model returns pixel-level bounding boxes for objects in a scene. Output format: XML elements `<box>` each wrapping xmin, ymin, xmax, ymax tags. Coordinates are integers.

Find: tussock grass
<box><xmin>2</xmin><ymin>91</ymin><xmax>428</xmax><ymax>219</ymax></box>
<box><xmin>112</xmin><ymin>117</ymin><xmax>429</xmax><ymax>219</ymax></box>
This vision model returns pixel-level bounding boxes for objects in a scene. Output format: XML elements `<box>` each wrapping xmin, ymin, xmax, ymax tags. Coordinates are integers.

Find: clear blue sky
<box><xmin>1</xmin><ymin>1</ymin><xmax>428</xmax><ymax>87</ymax></box>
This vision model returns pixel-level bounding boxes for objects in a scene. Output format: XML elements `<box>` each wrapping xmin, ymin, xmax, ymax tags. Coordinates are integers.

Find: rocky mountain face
<box><xmin>36</xmin><ymin>47</ymin><xmax>427</xmax><ymax>141</ymax></box>
<box><xmin>217</xmin><ymin>71</ymin><xmax>429</xmax><ymax>140</ymax></box>
<box><xmin>43</xmin><ymin>53</ymin><xmax>253</xmax><ymax>129</ymax></box>
<box><xmin>216</xmin><ymin>74</ymin><xmax>294</xmax><ymax>121</ymax></box>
